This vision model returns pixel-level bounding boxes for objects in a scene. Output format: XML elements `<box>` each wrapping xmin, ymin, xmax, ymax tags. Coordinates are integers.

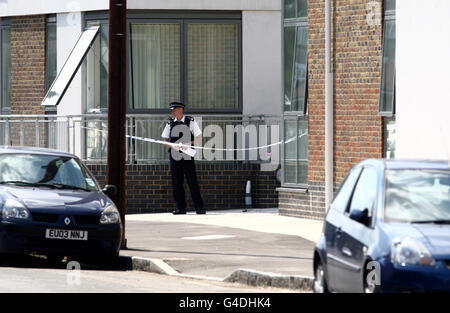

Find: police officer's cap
<box><xmin>170</xmin><ymin>102</ymin><xmax>185</xmax><ymax>110</ymax></box>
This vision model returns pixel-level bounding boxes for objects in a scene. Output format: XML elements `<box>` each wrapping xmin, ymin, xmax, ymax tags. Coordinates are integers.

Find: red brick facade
<box><xmin>88</xmin><ymin>163</ymin><xmax>279</xmax><ymax>213</ymax></box>
<box><xmin>279</xmin><ymin>0</ymin><xmax>385</xmax><ymax>219</ymax></box>
<box><xmin>9</xmin><ymin>15</ymin><xmax>47</xmax><ymax>147</ymax></box>
<box><xmin>333</xmin><ymin>0</ymin><xmax>384</xmax><ymax>182</ymax></box>
<box><xmin>10</xmin><ymin>15</ymin><xmax>46</xmax><ymax>116</ymax></box>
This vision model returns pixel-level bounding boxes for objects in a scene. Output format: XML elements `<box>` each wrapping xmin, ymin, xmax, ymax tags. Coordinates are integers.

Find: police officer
<box><xmin>161</xmin><ymin>102</ymin><xmax>205</xmax><ymax>215</ymax></box>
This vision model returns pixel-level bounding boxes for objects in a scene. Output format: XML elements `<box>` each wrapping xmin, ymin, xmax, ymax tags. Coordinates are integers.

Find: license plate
<box><xmin>45</xmin><ymin>229</ymin><xmax>88</xmax><ymax>241</ymax></box>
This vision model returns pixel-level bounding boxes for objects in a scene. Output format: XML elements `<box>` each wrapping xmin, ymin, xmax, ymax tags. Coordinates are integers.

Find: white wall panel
<box><xmin>396</xmin><ymin>0</ymin><xmax>450</xmax><ymax>160</ymax></box>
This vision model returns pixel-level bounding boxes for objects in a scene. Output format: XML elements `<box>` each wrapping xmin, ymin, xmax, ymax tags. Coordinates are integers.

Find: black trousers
<box><xmin>170</xmin><ymin>158</ymin><xmax>203</xmax><ymax>212</ymax></box>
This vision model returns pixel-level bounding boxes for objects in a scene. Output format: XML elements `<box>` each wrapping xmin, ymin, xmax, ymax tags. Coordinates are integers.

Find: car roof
<box><xmin>358</xmin><ymin>158</ymin><xmax>449</xmax><ymax>170</ymax></box>
<box><xmin>0</xmin><ymin>146</ymin><xmax>77</xmax><ymax>158</ymax></box>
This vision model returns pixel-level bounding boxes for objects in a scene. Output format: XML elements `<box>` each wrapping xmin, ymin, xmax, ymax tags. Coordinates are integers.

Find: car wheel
<box><xmin>313</xmin><ymin>263</ymin><xmax>329</xmax><ymax>293</ymax></box>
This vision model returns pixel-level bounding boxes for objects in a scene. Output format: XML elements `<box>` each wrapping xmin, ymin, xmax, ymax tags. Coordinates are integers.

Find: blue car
<box><xmin>314</xmin><ymin>159</ymin><xmax>450</xmax><ymax>293</ymax></box>
<box><xmin>0</xmin><ymin>146</ymin><xmax>122</xmax><ymax>261</ymax></box>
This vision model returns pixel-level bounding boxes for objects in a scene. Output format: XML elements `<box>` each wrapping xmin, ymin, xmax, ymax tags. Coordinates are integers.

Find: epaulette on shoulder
<box><xmin>167</xmin><ymin>117</ymin><xmax>174</xmax><ymax>124</ymax></box>
<box><xmin>185</xmin><ymin>116</ymin><xmax>194</xmax><ymax>121</ymax></box>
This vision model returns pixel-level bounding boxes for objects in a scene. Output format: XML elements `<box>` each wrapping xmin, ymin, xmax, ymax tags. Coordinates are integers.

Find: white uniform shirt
<box><xmin>161</xmin><ymin>115</ymin><xmax>202</xmax><ymax>139</ymax></box>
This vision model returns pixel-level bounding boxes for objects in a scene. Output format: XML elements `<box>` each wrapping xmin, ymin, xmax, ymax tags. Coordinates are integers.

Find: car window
<box><xmin>0</xmin><ymin>153</ymin><xmax>98</xmax><ymax>191</ymax></box>
<box><xmin>331</xmin><ymin>166</ymin><xmax>362</xmax><ymax>213</ymax></box>
<box><xmin>47</xmin><ymin>158</ymin><xmax>87</xmax><ymax>188</ymax></box>
<box><xmin>384</xmin><ymin>169</ymin><xmax>450</xmax><ymax>223</ymax></box>
<box><xmin>347</xmin><ymin>166</ymin><xmax>378</xmax><ymax>220</ymax></box>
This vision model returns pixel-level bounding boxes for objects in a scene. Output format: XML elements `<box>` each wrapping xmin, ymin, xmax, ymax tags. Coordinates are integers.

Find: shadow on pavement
<box><xmin>0</xmin><ymin>253</ymin><xmax>132</xmax><ymax>271</ymax></box>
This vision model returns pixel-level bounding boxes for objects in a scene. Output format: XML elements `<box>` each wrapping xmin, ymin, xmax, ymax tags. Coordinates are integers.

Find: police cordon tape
<box><xmin>80</xmin><ymin>125</ymin><xmax>284</xmax><ymax>152</ymax></box>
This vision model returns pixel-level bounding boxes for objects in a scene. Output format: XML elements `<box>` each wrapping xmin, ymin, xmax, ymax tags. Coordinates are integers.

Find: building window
<box><xmin>85</xmin><ymin>21</ymin><xmax>109</xmax><ymax>113</ymax></box>
<box><xmin>283</xmin><ymin>0</ymin><xmax>308</xmax><ymax>187</ymax></box>
<box><xmin>85</xmin><ymin>12</ymin><xmax>241</xmax><ymax>114</ymax></box>
<box><xmin>187</xmin><ymin>23</ymin><xmax>239</xmax><ymax>110</ymax></box>
<box><xmin>284</xmin><ymin>25</ymin><xmax>307</xmax><ymax>113</ymax></box>
<box><xmin>284</xmin><ymin>115</ymin><xmax>308</xmax><ymax>186</ymax></box>
<box><xmin>45</xmin><ymin>16</ymin><xmax>57</xmax><ymax>93</ymax></box>
<box><xmin>1</xmin><ymin>22</ymin><xmax>10</xmax><ymax>112</ymax></box>
<box><xmin>129</xmin><ymin>23</ymin><xmax>180</xmax><ymax>110</ymax></box>
<box><xmin>128</xmin><ymin>16</ymin><xmax>241</xmax><ymax>162</ymax></box>
<box><xmin>129</xmin><ymin>19</ymin><xmax>240</xmax><ymax>113</ymax></box>
<box><xmin>379</xmin><ymin>2</ymin><xmax>395</xmax><ymax>115</ymax></box>
<box><xmin>380</xmin><ymin>0</ymin><xmax>395</xmax><ymax>158</ymax></box>
<box><xmin>384</xmin><ymin>116</ymin><xmax>395</xmax><ymax>159</ymax></box>
<box><xmin>284</xmin><ymin>0</ymin><xmax>308</xmax><ymax>19</ymax></box>
<box><xmin>82</xmin><ymin>12</ymin><xmax>241</xmax><ymax>162</ymax></box>
<box><xmin>83</xmin><ymin>20</ymin><xmax>108</xmax><ymax>160</ymax></box>
<box><xmin>384</xmin><ymin>0</ymin><xmax>396</xmax><ymax>11</ymax></box>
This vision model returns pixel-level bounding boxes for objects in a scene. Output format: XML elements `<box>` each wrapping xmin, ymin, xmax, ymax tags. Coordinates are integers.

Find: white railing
<box><xmin>0</xmin><ymin>114</ymin><xmax>282</xmax><ymax>165</ymax></box>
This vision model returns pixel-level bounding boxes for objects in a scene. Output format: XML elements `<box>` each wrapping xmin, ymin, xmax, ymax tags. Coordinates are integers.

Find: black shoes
<box><xmin>196</xmin><ymin>209</ymin><xmax>206</xmax><ymax>215</ymax></box>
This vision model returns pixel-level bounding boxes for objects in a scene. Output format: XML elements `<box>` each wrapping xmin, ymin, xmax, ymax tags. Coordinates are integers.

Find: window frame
<box><xmin>282</xmin><ymin>1</ymin><xmax>309</xmax><ymax>188</ymax></box>
<box><xmin>127</xmin><ymin>18</ymin><xmax>183</xmax><ymax>115</ymax></box>
<box><xmin>85</xmin><ymin>11</ymin><xmax>242</xmax><ymax>115</ymax></box>
<box><xmin>127</xmin><ymin>15</ymin><xmax>242</xmax><ymax>115</ymax></box>
<box><xmin>284</xmin><ymin>0</ymin><xmax>308</xmax><ymax>19</ymax></box>
<box><xmin>45</xmin><ymin>15</ymin><xmax>57</xmax><ymax>93</ymax></box>
<box><xmin>383</xmin><ymin>115</ymin><xmax>396</xmax><ymax>159</ymax></box>
<box><xmin>380</xmin><ymin>2</ymin><xmax>396</xmax><ymax>158</ymax></box>
<box><xmin>183</xmin><ymin>19</ymin><xmax>242</xmax><ymax>114</ymax></box>
<box><xmin>282</xmin><ymin>114</ymin><xmax>308</xmax><ymax>188</ymax></box>
<box><xmin>283</xmin><ymin>17</ymin><xmax>308</xmax><ymax>115</ymax></box>
<box><xmin>44</xmin><ymin>15</ymin><xmax>57</xmax><ymax>114</ymax></box>
<box><xmin>85</xmin><ymin>18</ymin><xmax>109</xmax><ymax>114</ymax></box>
<box><xmin>378</xmin><ymin>3</ymin><xmax>396</xmax><ymax>117</ymax></box>
<box><xmin>0</xmin><ymin>18</ymin><xmax>11</xmax><ymax>115</ymax></box>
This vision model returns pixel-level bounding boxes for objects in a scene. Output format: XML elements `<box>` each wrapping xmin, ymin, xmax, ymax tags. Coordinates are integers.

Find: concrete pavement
<box><xmin>119</xmin><ymin>208</ymin><xmax>324</xmax><ymax>290</ymax></box>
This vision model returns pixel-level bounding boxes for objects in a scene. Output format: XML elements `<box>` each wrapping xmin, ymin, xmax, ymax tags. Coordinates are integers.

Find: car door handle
<box><xmin>342</xmin><ymin>247</ymin><xmax>352</xmax><ymax>257</ymax></box>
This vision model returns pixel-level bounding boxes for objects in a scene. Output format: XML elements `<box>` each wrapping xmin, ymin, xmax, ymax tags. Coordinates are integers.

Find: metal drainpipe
<box><xmin>325</xmin><ymin>0</ymin><xmax>334</xmax><ymax>210</ymax></box>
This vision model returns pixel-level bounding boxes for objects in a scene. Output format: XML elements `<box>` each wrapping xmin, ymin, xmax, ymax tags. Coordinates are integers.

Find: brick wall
<box><xmin>278</xmin><ymin>182</ymin><xmax>326</xmax><ymax>220</ymax></box>
<box><xmin>88</xmin><ymin>163</ymin><xmax>279</xmax><ymax>214</ymax></box>
<box><xmin>334</xmin><ymin>0</ymin><xmax>384</xmax><ymax>182</ymax></box>
<box><xmin>279</xmin><ymin>0</ymin><xmax>384</xmax><ymax>219</ymax></box>
<box><xmin>9</xmin><ymin>15</ymin><xmax>48</xmax><ymax>146</ymax></box>
<box><xmin>10</xmin><ymin>15</ymin><xmax>46</xmax><ymax>116</ymax></box>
